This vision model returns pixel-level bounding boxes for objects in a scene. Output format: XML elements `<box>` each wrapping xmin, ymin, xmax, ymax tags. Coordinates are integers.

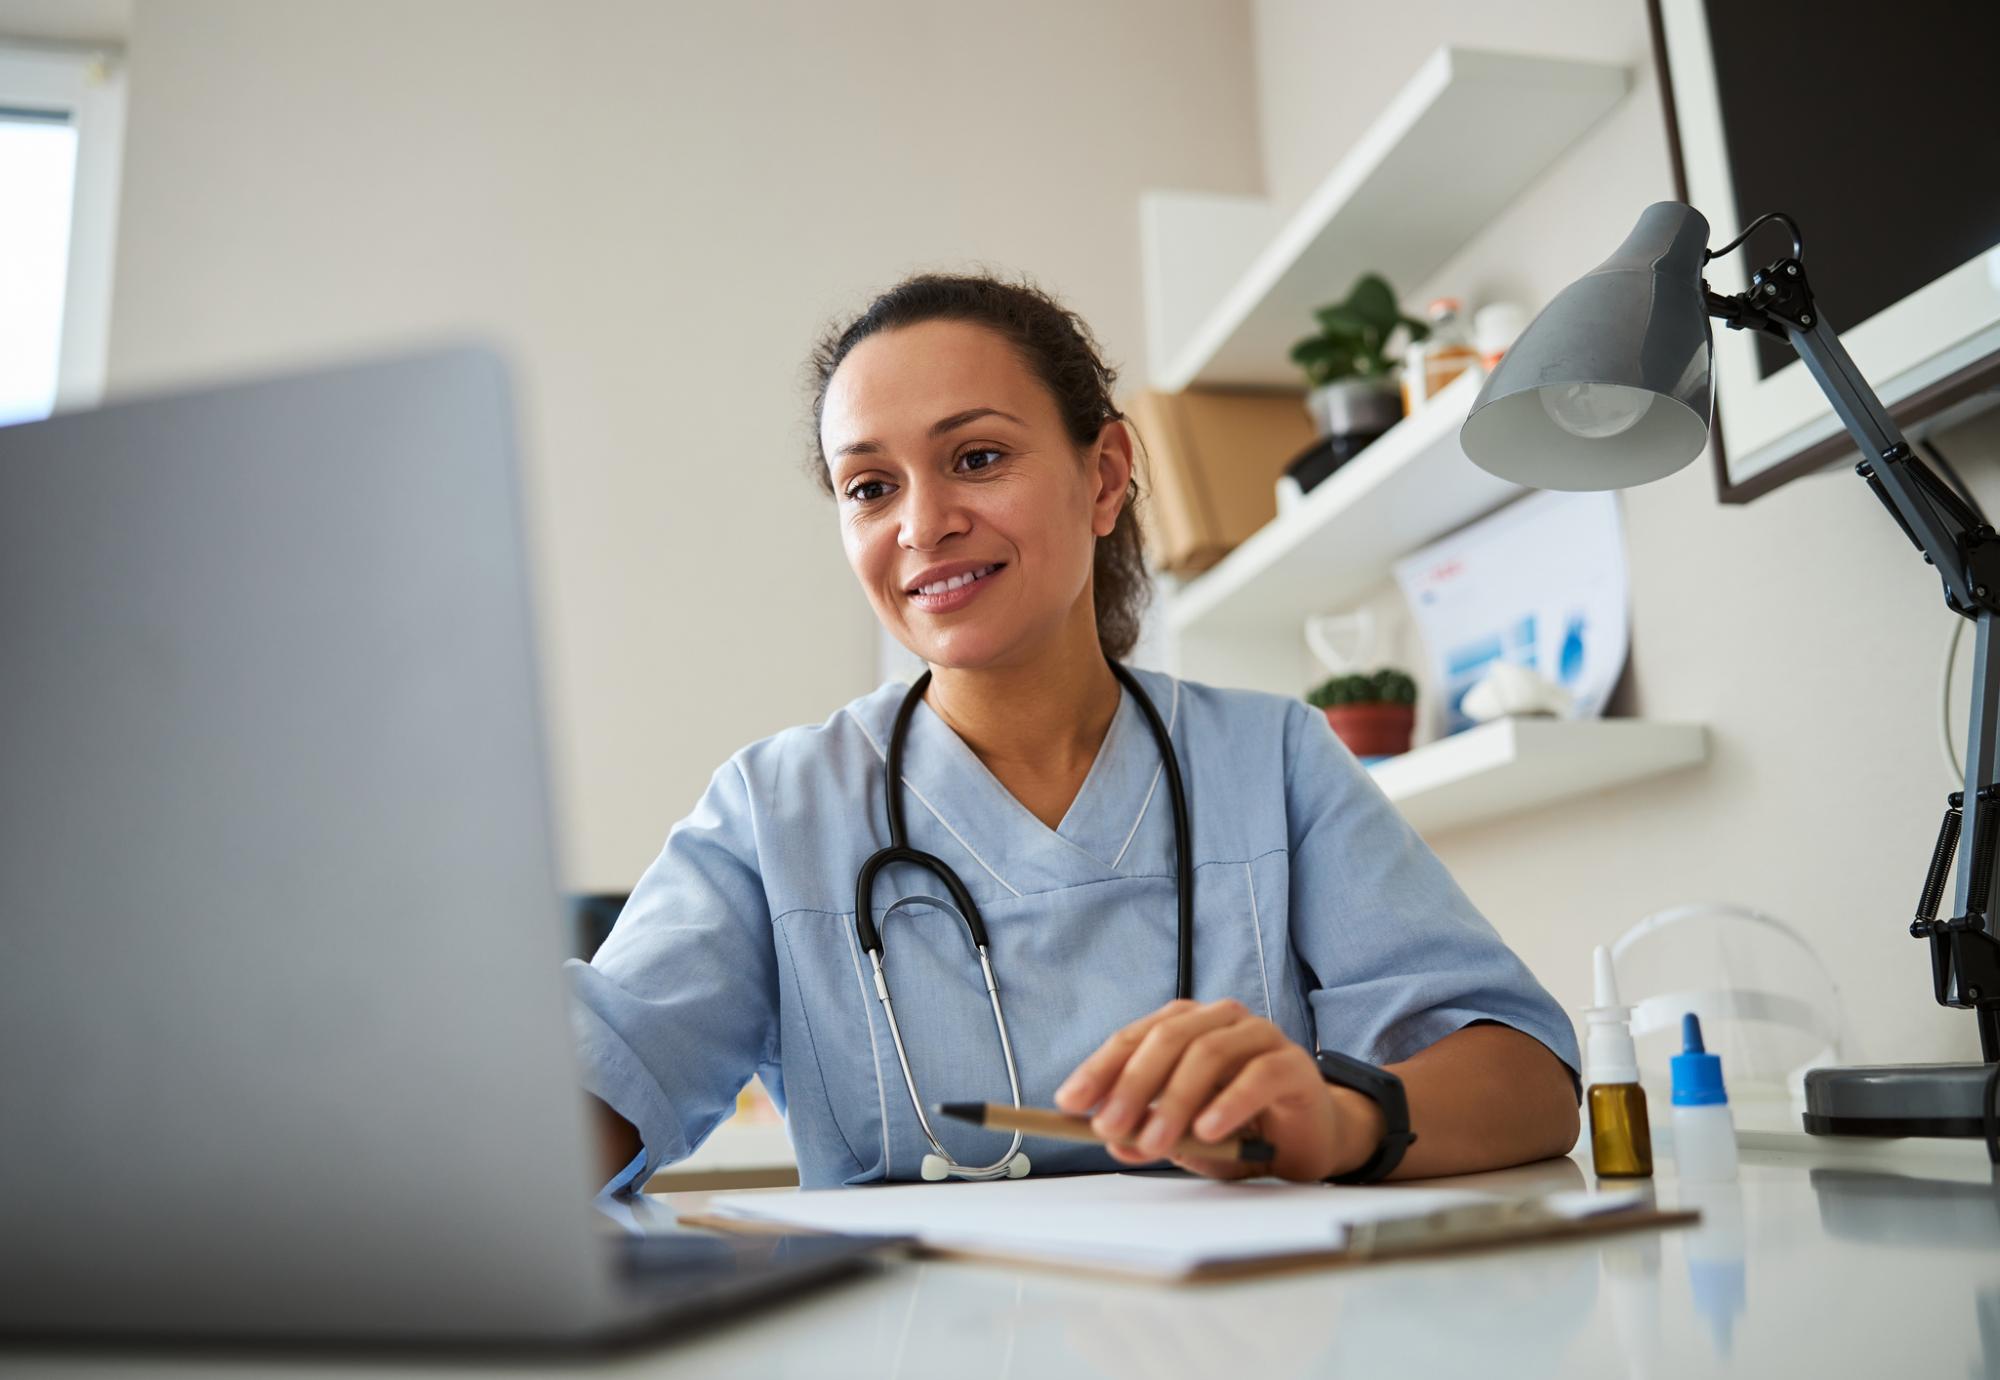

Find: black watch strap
<box><xmin>1314</xmin><ymin>1048</ymin><xmax>1416</xmax><ymax>1184</ymax></box>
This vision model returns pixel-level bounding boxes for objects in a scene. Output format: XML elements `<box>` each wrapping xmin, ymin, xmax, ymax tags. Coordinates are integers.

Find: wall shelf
<box><xmin>1168</xmin><ymin>367</ymin><xmax>1512</xmax><ymax>653</ymax></box>
<box><xmin>1369</xmin><ymin>718</ymin><xmax>1709</xmax><ymax>835</ymax></box>
<box><xmin>1141</xmin><ymin>46</ymin><xmax>1629</xmax><ymax>391</ymax></box>
<box><xmin>1144</xmin><ymin>44</ymin><xmax>1683</xmax><ymax>830</ymax></box>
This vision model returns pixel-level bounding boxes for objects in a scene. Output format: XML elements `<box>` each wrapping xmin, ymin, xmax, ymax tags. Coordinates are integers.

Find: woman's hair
<box><xmin>806</xmin><ymin>271</ymin><xmax>1149</xmax><ymax>662</ymax></box>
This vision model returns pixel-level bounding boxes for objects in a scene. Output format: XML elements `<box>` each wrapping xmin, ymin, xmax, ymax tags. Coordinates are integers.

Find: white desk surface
<box><xmin>8</xmin><ymin>1135</ymin><xmax>1997</xmax><ymax>1379</ymax></box>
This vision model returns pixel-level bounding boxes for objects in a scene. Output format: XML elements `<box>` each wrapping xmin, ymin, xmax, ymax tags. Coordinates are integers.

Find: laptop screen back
<box><xmin>0</xmin><ymin>347</ymin><xmax>615</xmax><ymax>1340</ymax></box>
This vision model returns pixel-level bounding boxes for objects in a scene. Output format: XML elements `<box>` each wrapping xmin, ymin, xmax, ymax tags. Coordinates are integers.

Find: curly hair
<box><xmin>805</xmin><ymin>271</ymin><xmax>1149</xmax><ymax>662</ymax></box>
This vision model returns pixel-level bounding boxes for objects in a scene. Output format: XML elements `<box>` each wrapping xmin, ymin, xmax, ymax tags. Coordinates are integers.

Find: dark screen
<box><xmin>1701</xmin><ymin>0</ymin><xmax>2000</xmax><ymax>378</ymax></box>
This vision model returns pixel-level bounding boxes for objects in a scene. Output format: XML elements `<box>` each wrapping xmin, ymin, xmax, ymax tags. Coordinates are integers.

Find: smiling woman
<box><xmin>806</xmin><ymin>273</ymin><xmax>1151</xmax><ymax>667</ymax></box>
<box><xmin>567</xmin><ymin>270</ymin><xmax>1582</xmax><ymax>1193</ymax></box>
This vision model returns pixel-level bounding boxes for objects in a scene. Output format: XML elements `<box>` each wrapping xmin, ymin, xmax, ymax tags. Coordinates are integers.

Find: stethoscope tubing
<box><xmin>1117</xmin><ymin>663</ymin><xmax>1194</xmax><ymax>1002</ymax></box>
<box><xmin>854</xmin><ymin>661</ymin><xmax>1191</xmax><ymax>1180</ymax></box>
<box><xmin>866</xmin><ymin>945</ymin><xmax>1026</xmax><ymax>1178</ymax></box>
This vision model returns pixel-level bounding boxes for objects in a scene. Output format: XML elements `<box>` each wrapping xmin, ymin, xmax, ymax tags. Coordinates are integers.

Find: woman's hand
<box><xmin>1052</xmin><ymin>998</ymin><xmax>1383</xmax><ymax>1182</ymax></box>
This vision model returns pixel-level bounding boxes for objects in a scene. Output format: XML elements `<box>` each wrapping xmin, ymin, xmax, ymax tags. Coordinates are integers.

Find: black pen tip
<box><xmin>1240</xmin><ymin>1137</ymin><xmax>1277</xmax><ymax>1164</ymax></box>
<box><xmin>936</xmin><ymin>1102</ymin><xmax>987</xmax><ymax>1125</ymax></box>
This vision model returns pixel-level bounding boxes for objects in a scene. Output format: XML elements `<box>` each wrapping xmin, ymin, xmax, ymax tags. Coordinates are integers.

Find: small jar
<box><xmin>1473</xmin><ymin>302</ymin><xmax>1526</xmax><ymax>370</ymax></box>
<box><xmin>1405</xmin><ymin>298</ymin><xmax>1480</xmax><ymax>412</ymax></box>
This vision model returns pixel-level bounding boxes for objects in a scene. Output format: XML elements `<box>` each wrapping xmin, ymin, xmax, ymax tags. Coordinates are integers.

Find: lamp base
<box><xmin>1803</xmin><ymin>1063</ymin><xmax>1998</xmax><ymax>1138</ymax></box>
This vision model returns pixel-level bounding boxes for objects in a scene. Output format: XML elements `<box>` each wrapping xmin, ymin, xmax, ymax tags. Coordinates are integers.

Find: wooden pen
<box><xmin>939</xmin><ymin>1102</ymin><xmax>1276</xmax><ymax>1165</ymax></box>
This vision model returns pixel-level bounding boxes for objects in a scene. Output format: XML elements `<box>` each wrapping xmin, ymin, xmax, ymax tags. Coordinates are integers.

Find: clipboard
<box><xmin>677</xmin><ymin>1175</ymin><xmax>1697</xmax><ymax>1285</ymax></box>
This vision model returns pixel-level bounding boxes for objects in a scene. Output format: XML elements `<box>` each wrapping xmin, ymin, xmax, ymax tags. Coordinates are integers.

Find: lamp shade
<box><xmin>1460</xmin><ymin>201</ymin><xmax>1715</xmax><ymax>491</ymax></box>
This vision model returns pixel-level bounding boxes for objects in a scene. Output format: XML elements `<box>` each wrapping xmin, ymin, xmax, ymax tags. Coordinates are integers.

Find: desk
<box><xmin>8</xmin><ymin>1140</ymin><xmax>1997</xmax><ymax>1378</ymax></box>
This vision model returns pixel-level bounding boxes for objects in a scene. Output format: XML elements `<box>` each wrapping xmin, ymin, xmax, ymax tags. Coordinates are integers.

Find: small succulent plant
<box><xmin>1306</xmin><ymin>668</ymin><xmax>1418</xmax><ymax>709</ymax></box>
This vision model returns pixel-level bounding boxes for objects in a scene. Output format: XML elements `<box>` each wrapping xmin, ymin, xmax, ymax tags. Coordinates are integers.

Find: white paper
<box><xmin>1393</xmin><ymin>490</ymin><xmax>1629</xmax><ymax>737</ymax></box>
<box><xmin>695</xmin><ymin>1173</ymin><xmax>1646</xmax><ymax>1278</ymax></box>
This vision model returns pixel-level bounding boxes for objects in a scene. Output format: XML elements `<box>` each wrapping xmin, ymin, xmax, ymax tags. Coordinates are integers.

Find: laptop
<box><xmin>0</xmin><ymin>346</ymin><xmax>891</xmax><ymax>1346</ymax></box>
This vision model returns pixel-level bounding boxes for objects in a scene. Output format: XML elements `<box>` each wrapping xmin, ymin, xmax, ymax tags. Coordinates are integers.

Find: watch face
<box><xmin>1317</xmin><ymin>1052</ymin><xmax>1408</xmax><ymax>1122</ymax></box>
<box><xmin>1316</xmin><ymin>1051</ymin><xmax>1415</xmax><ymax>1183</ymax></box>
<box><xmin>1317</xmin><ymin>1050</ymin><xmax>1382</xmax><ymax>1085</ymax></box>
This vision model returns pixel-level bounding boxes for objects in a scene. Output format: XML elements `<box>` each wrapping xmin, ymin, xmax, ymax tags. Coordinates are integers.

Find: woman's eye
<box><xmin>957</xmin><ymin>448</ymin><xmax>1004</xmax><ymax>473</ymax></box>
<box><xmin>844</xmin><ymin>479</ymin><xmax>891</xmax><ymax>503</ymax></box>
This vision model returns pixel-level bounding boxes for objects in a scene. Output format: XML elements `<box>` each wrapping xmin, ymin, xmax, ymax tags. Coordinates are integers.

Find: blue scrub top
<box><xmin>565</xmin><ymin>668</ymin><xmax>1580</xmax><ymax>1189</ymax></box>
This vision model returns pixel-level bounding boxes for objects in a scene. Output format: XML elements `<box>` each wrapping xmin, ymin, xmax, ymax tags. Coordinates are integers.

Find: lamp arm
<box><xmin>1708</xmin><ymin>267</ymin><xmax>2000</xmax><ymax>1048</ymax></box>
<box><xmin>1786</xmin><ymin>312</ymin><xmax>1905</xmax><ymax>461</ymax></box>
<box><xmin>1795</xmin><ymin>313</ymin><xmax>1998</xmax><ymax>598</ymax></box>
<box><xmin>1706</xmin><ymin>271</ymin><xmax>1989</xmax><ymax>609</ymax></box>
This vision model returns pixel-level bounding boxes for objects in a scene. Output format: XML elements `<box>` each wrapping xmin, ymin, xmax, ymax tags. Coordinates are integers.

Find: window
<box><xmin>0</xmin><ymin>108</ymin><xmax>77</xmax><ymax>424</ymax></box>
<box><xmin>0</xmin><ymin>44</ymin><xmax>125</xmax><ymax>427</ymax></box>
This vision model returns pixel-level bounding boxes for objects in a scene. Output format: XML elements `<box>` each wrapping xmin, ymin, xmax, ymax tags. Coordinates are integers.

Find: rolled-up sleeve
<box><xmin>1283</xmin><ymin>701</ymin><xmax>1580</xmax><ymax>1087</ymax></box>
<box><xmin>564</xmin><ymin>757</ymin><xmax>779</xmax><ymax>1186</ymax></box>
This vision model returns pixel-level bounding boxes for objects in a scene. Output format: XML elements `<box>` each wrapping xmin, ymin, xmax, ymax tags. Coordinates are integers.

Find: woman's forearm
<box><xmin>591</xmin><ymin>1095</ymin><xmax>643</xmax><ymax>1185</ymax></box>
<box><xmin>1332</xmin><ymin>1023</ymin><xmax>1579</xmax><ymax>1179</ymax></box>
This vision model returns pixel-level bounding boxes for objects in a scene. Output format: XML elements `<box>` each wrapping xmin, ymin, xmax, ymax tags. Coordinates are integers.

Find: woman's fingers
<box><xmin>1193</xmin><ymin>1048</ymin><xmax>1307</xmax><ymax>1143</ymax></box>
<box><xmin>1054</xmin><ymin>998</ymin><xmax>1338</xmax><ymax>1181</ymax></box>
<box><xmin>1103</xmin><ymin>1140</ymin><xmax>1157</xmax><ymax>1165</ymax></box>
<box><xmin>1088</xmin><ymin>999</ymin><xmax>1251</xmax><ymax>1140</ymax></box>
<box><xmin>1166</xmin><ymin>1150</ymin><xmax>1261</xmax><ymax>1180</ymax></box>
<box><xmin>1052</xmin><ymin>998</ymin><xmax>1199</xmax><ymax>1114</ymax></box>
<box><xmin>1103</xmin><ymin>1138</ymin><xmax>1254</xmax><ymax>1176</ymax></box>
<box><xmin>1131</xmin><ymin>1020</ymin><xmax>1283</xmax><ymax>1154</ymax></box>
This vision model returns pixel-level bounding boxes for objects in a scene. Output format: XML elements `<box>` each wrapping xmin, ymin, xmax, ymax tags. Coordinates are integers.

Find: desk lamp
<box><xmin>1459</xmin><ymin>201</ymin><xmax>2000</xmax><ymax>1153</ymax></box>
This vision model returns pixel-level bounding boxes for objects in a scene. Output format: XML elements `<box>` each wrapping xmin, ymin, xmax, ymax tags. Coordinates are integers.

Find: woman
<box><xmin>569</xmin><ymin>273</ymin><xmax>1579</xmax><ymax>1192</ymax></box>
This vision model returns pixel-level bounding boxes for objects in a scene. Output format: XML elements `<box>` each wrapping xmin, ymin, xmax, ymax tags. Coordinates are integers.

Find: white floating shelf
<box><xmin>1169</xmin><ymin>367</ymin><xmax>1515</xmax><ymax>639</ymax></box>
<box><xmin>1370</xmin><ymin>718</ymin><xmax>1709</xmax><ymax>835</ymax></box>
<box><xmin>1143</xmin><ymin>46</ymin><xmax>1629</xmax><ymax>392</ymax></box>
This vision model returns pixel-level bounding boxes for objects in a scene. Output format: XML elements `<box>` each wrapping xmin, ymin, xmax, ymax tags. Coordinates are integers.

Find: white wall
<box><xmin>0</xmin><ymin>0</ymin><xmax>128</xmax><ymax>46</ymax></box>
<box><xmin>27</xmin><ymin>0</ymin><xmax>1991</xmax><ymax>1069</ymax></box>
<box><xmin>1254</xmin><ymin>0</ymin><xmax>2000</xmax><ymax>1066</ymax></box>
<box><xmin>92</xmin><ymin>0</ymin><xmax>1262</xmax><ymax>889</ymax></box>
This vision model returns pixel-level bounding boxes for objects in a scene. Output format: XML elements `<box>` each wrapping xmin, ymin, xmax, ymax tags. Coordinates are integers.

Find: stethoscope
<box><xmin>854</xmin><ymin>660</ymin><xmax>1193</xmax><ymax>1181</ymax></box>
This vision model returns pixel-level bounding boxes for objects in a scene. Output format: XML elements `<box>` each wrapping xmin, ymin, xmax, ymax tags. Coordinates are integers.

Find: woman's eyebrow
<box><xmin>832</xmin><ymin>407</ymin><xmax>1026</xmax><ymax>461</ymax></box>
<box><xmin>928</xmin><ymin>406</ymin><xmax>1024</xmax><ymax>436</ymax></box>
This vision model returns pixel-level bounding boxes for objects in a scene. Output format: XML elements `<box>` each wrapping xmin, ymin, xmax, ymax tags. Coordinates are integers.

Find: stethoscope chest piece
<box><xmin>921</xmin><ymin>1150</ymin><xmax>1031</xmax><ymax>1181</ymax></box>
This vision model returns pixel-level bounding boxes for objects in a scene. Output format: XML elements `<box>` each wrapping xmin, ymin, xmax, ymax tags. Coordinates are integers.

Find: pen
<box><xmin>938</xmin><ymin>1102</ymin><xmax>1276</xmax><ymax>1166</ymax></box>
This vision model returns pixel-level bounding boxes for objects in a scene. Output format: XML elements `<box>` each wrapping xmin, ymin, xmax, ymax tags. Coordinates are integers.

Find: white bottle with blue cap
<box><xmin>1670</xmin><ymin>1013</ymin><xmax>1739</xmax><ymax>1182</ymax></box>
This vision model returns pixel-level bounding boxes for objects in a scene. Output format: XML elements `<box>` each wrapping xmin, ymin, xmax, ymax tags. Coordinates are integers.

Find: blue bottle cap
<box><xmin>1670</xmin><ymin>1012</ymin><xmax>1728</xmax><ymax>1106</ymax></box>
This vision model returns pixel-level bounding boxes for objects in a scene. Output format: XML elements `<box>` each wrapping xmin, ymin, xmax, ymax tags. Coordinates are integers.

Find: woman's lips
<box><xmin>906</xmin><ymin>562</ymin><xmax>1004</xmax><ymax>613</ymax></box>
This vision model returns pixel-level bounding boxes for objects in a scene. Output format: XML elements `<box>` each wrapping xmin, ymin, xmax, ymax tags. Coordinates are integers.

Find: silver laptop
<box><xmin>0</xmin><ymin>347</ymin><xmax>887</xmax><ymax>1346</ymax></box>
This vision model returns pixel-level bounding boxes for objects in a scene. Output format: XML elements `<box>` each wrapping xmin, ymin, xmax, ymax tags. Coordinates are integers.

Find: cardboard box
<box><xmin>1122</xmin><ymin>388</ymin><xmax>1317</xmax><ymax>575</ymax></box>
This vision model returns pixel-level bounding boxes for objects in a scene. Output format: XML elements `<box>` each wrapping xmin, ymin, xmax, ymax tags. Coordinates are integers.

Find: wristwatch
<box><xmin>1314</xmin><ymin>1048</ymin><xmax>1416</xmax><ymax>1183</ymax></box>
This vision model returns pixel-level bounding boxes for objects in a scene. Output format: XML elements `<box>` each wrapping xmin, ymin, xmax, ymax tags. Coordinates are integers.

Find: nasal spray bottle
<box><xmin>1670</xmin><ymin>1013</ymin><xmax>1739</xmax><ymax>1182</ymax></box>
<box><xmin>1583</xmin><ymin>945</ymin><xmax>1652</xmax><ymax>1178</ymax></box>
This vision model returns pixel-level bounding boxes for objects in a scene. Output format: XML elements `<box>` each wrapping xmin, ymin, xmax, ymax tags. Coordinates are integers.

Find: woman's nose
<box><xmin>898</xmin><ymin>477</ymin><xmax>969</xmax><ymax>550</ymax></box>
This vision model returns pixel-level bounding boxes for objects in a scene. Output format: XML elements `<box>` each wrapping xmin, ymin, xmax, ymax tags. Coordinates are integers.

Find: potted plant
<box><xmin>1286</xmin><ymin>274</ymin><xmax>1429</xmax><ymax>492</ymax></box>
<box><xmin>1306</xmin><ymin>668</ymin><xmax>1418</xmax><ymax>758</ymax></box>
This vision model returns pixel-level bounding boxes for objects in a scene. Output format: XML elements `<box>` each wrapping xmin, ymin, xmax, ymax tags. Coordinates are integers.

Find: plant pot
<box><xmin>1323</xmin><ymin>702</ymin><xmax>1414</xmax><ymax>758</ymax></box>
<box><xmin>1304</xmin><ymin>376</ymin><xmax>1402</xmax><ymax>453</ymax></box>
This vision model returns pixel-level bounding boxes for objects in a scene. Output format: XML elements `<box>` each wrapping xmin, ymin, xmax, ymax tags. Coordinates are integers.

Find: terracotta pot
<box><xmin>1323</xmin><ymin>703</ymin><xmax>1414</xmax><ymax>758</ymax></box>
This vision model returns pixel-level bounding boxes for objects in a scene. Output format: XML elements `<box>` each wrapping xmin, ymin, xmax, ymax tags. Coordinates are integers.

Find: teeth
<box><xmin>914</xmin><ymin>564</ymin><xmax>997</xmax><ymax>597</ymax></box>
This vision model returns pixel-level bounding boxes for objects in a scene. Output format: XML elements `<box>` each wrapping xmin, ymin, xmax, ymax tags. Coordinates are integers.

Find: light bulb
<box><xmin>1539</xmin><ymin>383</ymin><xmax>1655</xmax><ymax>440</ymax></box>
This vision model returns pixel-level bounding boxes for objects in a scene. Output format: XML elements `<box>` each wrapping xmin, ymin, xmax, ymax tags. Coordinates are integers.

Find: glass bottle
<box><xmin>1418</xmin><ymin>297</ymin><xmax>1480</xmax><ymax>401</ymax></box>
<box><xmin>1583</xmin><ymin>945</ymin><xmax>1654</xmax><ymax>1178</ymax></box>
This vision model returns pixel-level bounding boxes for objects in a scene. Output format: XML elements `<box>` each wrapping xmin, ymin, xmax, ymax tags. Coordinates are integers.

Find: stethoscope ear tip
<box><xmin>919</xmin><ymin>1155</ymin><xmax>950</xmax><ymax>1182</ymax></box>
<box><xmin>1006</xmin><ymin>1153</ymin><xmax>1032</xmax><ymax>1179</ymax></box>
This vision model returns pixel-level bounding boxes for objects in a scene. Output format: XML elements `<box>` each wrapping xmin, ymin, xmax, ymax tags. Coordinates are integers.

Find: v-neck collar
<box><xmin>846</xmin><ymin>667</ymin><xmax>1182</xmax><ymax>895</ymax></box>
